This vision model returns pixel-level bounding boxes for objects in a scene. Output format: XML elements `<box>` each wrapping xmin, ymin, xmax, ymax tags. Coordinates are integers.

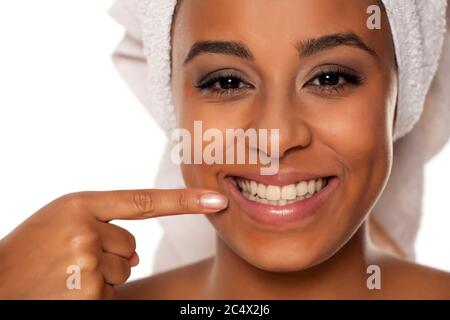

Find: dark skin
<box><xmin>117</xmin><ymin>0</ymin><xmax>450</xmax><ymax>299</ymax></box>
<box><xmin>2</xmin><ymin>0</ymin><xmax>447</xmax><ymax>300</ymax></box>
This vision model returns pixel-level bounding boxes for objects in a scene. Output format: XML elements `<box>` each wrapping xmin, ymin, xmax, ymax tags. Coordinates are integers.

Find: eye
<box><xmin>304</xmin><ymin>66</ymin><xmax>364</xmax><ymax>96</ymax></box>
<box><xmin>195</xmin><ymin>70</ymin><xmax>253</xmax><ymax>97</ymax></box>
<box><xmin>312</xmin><ymin>73</ymin><xmax>344</xmax><ymax>86</ymax></box>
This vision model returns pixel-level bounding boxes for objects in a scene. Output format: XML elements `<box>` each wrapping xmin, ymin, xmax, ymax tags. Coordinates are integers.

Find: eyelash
<box><xmin>304</xmin><ymin>66</ymin><xmax>364</xmax><ymax>95</ymax></box>
<box><xmin>195</xmin><ymin>66</ymin><xmax>364</xmax><ymax>97</ymax></box>
<box><xmin>195</xmin><ymin>70</ymin><xmax>252</xmax><ymax>98</ymax></box>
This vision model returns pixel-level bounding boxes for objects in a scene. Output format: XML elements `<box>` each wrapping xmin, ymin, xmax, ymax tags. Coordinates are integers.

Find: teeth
<box><xmin>307</xmin><ymin>180</ymin><xmax>315</xmax><ymax>195</ymax></box>
<box><xmin>238</xmin><ymin>177</ymin><xmax>328</xmax><ymax>206</ymax></box>
<box><xmin>296</xmin><ymin>181</ymin><xmax>308</xmax><ymax>196</ymax></box>
<box><xmin>281</xmin><ymin>184</ymin><xmax>297</xmax><ymax>200</ymax></box>
<box><xmin>257</xmin><ymin>183</ymin><xmax>266</xmax><ymax>198</ymax></box>
<box><xmin>238</xmin><ymin>179</ymin><xmax>244</xmax><ymax>190</ymax></box>
<box><xmin>258</xmin><ymin>198</ymin><xmax>268</xmax><ymax>204</ymax></box>
<box><xmin>250</xmin><ymin>180</ymin><xmax>258</xmax><ymax>195</ymax></box>
<box><xmin>244</xmin><ymin>180</ymin><xmax>250</xmax><ymax>191</ymax></box>
<box><xmin>266</xmin><ymin>185</ymin><xmax>281</xmax><ymax>201</ymax></box>
<box><xmin>315</xmin><ymin>178</ymin><xmax>323</xmax><ymax>192</ymax></box>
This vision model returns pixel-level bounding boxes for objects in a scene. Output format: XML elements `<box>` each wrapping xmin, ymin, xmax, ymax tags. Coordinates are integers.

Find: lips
<box><xmin>224</xmin><ymin>172</ymin><xmax>339</xmax><ymax>227</ymax></box>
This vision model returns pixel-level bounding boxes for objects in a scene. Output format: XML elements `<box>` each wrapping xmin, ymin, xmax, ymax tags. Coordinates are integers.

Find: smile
<box><xmin>236</xmin><ymin>177</ymin><xmax>328</xmax><ymax>206</ymax></box>
<box><xmin>225</xmin><ymin>172</ymin><xmax>339</xmax><ymax>226</ymax></box>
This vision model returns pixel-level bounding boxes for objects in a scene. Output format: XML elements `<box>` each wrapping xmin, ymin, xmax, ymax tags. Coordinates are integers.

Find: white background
<box><xmin>0</xmin><ymin>1</ymin><xmax>449</xmax><ymax>282</ymax></box>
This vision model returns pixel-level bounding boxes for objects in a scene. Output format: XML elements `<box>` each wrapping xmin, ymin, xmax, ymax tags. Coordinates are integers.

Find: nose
<box><xmin>250</xmin><ymin>88</ymin><xmax>312</xmax><ymax>159</ymax></box>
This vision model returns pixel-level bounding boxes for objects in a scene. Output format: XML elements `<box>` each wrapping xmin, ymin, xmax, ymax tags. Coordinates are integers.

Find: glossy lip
<box><xmin>224</xmin><ymin>174</ymin><xmax>339</xmax><ymax>227</ymax></box>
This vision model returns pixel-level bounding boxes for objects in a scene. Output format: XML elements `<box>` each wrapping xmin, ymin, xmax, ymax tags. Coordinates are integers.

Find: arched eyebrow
<box><xmin>183</xmin><ymin>40</ymin><xmax>254</xmax><ymax>65</ymax></box>
<box><xmin>183</xmin><ymin>32</ymin><xmax>378</xmax><ymax>66</ymax></box>
<box><xmin>296</xmin><ymin>32</ymin><xmax>378</xmax><ymax>58</ymax></box>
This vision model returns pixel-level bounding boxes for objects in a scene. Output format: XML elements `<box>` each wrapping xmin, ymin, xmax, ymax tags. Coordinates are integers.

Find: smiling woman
<box><xmin>157</xmin><ymin>0</ymin><xmax>398</xmax><ymax>297</ymax></box>
<box><xmin>107</xmin><ymin>0</ymin><xmax>450</xmax><ymax>299</ymax></box>
<box><xmin>0</xmin><ymin>0</ymin><xmax>449</xmax><ymax>300</ymax></box>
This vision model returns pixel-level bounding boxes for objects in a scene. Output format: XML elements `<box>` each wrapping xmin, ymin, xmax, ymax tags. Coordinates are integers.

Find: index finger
<box><xmin>76</xmin><ymin>188</ymin><xmax>228</xmax><ymax>222</ymax></box>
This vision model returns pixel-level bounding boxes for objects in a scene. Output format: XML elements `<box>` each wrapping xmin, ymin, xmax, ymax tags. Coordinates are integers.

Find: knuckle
<box><xmin>60</xmin><ymin>192</ymin><xmax>89</xmax><ymax>210</ymax></box>
<box><xmin>76</xmin><ymin>252</ymin><xmax>101</xmax><ymax>273</ymax></box>
<box><xmin>178</xmin><ymin>191</ymin><xmax>190</xmax><ymax>211</ymax></box>
<box><xmin>69</xmin><ymin>225</ymin><xmax>101</xmax><ymax>249</ymax></box>
<box><xmin>125</xmin><ymin>232</ymin><xmax>137</xmax><ymax>252</ymax></box>
<box><xmin>121</xmin><ymin>270</ymin><xmax>131</xmax><ymax>284</ymax></box>
<box><xmin>132</xmin><ymin>191</ymin><xmax>154</xmax><ymax>213</ymax></box>
<box><xmin>106</xmin><ymin>224</ymin><xmax>136</xmax><ymax>256</ymax></box>
<box><xmin>104</xmin><ymin>257</ymin><xmax>130</xmax><ymax>285</ymax></box>
<box><xmin>118</xmin><ymin>261</ymin><xmax>131</xmax><ymax>283</ymax></box>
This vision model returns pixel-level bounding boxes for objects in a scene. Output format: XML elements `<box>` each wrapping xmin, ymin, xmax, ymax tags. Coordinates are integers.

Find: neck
<box><xmin>207</xmin><ymin>221</ymin><xmax>377</xmax><ymax>299</ymax></box>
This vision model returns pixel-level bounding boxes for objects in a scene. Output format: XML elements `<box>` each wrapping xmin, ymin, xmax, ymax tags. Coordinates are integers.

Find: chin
<box><xmin>216</xmin><ymin>224</ymin><xmax>346</xmax><ymax>273</ymax></box>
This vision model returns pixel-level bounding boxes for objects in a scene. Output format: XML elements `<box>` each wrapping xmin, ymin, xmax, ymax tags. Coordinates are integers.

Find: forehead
<box><xmin>172</xmin><ymin>0</ymin><xmax>393</xmax><ymax>63</ymax></box>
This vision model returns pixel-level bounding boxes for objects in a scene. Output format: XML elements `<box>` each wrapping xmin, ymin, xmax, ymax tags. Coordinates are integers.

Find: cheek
<box><xmin>328</xmin><ymin>103</ymin><xmax>390</xmax><ymax>165</ymax></box>
<box><xmin>177</xmin><ymin>98</ymin><xmax>254</xmax><ymax>188</ymax></box>
<box><xmin>319</xmin><ymin>94</ymin><xmax>393</xmax><ymax>224</ymax></box>
<box><xmin>178</xmin><ymin>98</ymin><xmax>253</xmax><ymax>131</ymax></box>
<box><xmin>315</xmin><ymin>78</ymin><xmax>394</xmax><ymax>170</ymax></box>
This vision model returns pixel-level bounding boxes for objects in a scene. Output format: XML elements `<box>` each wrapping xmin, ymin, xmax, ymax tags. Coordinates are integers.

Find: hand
<box><xmin>0</xmin><ymin>189</ymin><xmax>228</xmax><ymax>299</ymax></box>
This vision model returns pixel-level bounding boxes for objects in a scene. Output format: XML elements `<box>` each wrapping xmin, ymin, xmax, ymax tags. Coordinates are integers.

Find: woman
<box><xmin>0</xmin><ymin>0</ymin><xmax>449</xmax><ymax>299</ymax></box>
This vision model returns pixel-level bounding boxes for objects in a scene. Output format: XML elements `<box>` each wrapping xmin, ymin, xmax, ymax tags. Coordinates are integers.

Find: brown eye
<box><xmin>314</xmin><ymin>73</ymin><xmax>342</xmax><ymax>86</ymax></box>
<box><xmin>304</xmin><ymin>66</ymin><xmax>364</xmax><ymax>96</ymax></box>
<box><xmin>217</xmin><ymin>76</ymin><xmax>242</xmax><ymax>90</ymax></box>
<box><xmin>196</xmin><ymin>70</ymin><xmax>253</xmax><ymax>97</ymax></box>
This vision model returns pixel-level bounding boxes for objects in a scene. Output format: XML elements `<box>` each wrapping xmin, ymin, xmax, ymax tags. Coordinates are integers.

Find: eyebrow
<box><xmin>183</xmin><ymin>40</ymin><xmax>254</xmax><ymax>65</ymax></box>
<box><xmin>296</xmin><ymin>32</ymin><xmax>378</xmax><ymax>58</ymax></box>
<box><xmin>183</xmin><ymin>32</ymin><xmax>377</xmax><ymax>66</ymax></box>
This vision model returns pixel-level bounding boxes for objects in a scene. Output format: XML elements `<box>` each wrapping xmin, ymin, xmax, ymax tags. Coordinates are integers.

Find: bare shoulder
<box><xmin>374</xmin><ymin>253</ymin><xmax>450</xmax><ymax>299</ymax></box>
<box><xmin>116</xmin><ymin>258</ymin><xmax>213</xmax><ymax>300</ymax></box>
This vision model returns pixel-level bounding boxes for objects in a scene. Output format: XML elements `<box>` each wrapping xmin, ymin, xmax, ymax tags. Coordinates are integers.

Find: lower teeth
<box><xmin>242</xmin><ymin>193</ymin><xmax>311</xmax><ymax>205</ymax></box>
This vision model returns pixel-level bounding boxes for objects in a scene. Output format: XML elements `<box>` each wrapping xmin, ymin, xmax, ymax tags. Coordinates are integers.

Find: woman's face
<box><xmin>171</xmin><ymin>0</ymin><xmax>397</xmax><ymax>272</ymax></box>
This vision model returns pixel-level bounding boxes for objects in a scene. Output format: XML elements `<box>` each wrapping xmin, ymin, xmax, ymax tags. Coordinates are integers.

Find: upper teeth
<box><xmin>237</xmin><ymin>177</ymin><xmax>326</xmax><ymax>205</ymax></box>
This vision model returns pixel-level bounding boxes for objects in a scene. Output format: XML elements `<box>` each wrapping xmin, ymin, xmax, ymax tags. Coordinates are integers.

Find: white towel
<box><xmin>110</xmin><ymin>0</ymin><xmax>450</xmax><ymax>273</ymax></box>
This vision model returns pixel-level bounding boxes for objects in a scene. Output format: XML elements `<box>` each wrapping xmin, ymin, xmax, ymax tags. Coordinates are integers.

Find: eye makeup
<box><xmin>303</xmin><ymin>64</ymin><xmax>365</xmax><ymax>96</ymax></box>
<box><xmin>195</xmin><ymin>68</ymin><xmax>254</xmax><ymax>98</ymax></box>
<box><xmin>194</xmin><ymin>64</ymin><xmax>364</xmax><ymax>98</ymax></box>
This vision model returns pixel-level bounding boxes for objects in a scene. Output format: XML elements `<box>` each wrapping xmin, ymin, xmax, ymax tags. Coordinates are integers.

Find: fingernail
<box><xmin>199</xmin><ymin>193</ymin><xmax>228</xmax><ymax>210</ymax></box>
